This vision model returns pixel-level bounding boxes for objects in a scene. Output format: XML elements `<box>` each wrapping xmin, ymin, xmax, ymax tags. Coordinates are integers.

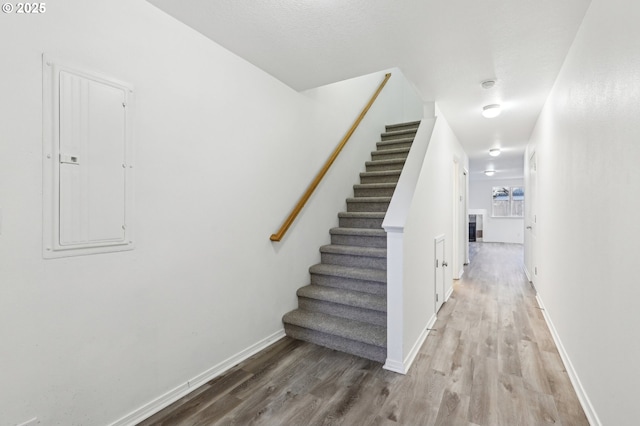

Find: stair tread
<box><xmin>371</xmin><ymin>147</ymin><xmax>411</xmax><ymax>155</ymax></box>
<box><xmin>297</xmin><ymin>285</ymin><xmax>386</xmax><ymax>312</ymax></box>
<box><xmin>346</xmin><ymin>196</ymin><xmax>392</xmax><ymax>203</ymax></box>
<box><xmin>386</xmin><ymin>120</ymin><xmax>421</xmax><ymax>130</ymax></box>
<box><xmin>381</xmin><ymin>129</ymin><xmax>418</xmax><ymax>138</ymax></box>
<box><xmin>283</xmin><ymin>310</ymin><xmax>386</xmax><ymax>347</ymax></box>
<box><xmin>284</xmin><ymin>121</ymin><xmax>419</xmax><ymax>361</ymax></box>
<box><xmin>338</xmin><ymin>211</ymin><xmax>386</xmax><ymax>218</ymax></box>
<box><xmin>353</xmin><ymin>183</ymin><xmax>397</xmax><ymax>189</ymax></box>
<box><xmin>360</xmin><ymin>170</ymin><xmax>402</xmax><ymax>177</ymax></box>
<box><xmin>377</xmin><ymin>137</ymin><xmax>415</xmax><ymax>145</ymax></box>
<box><xmin>330</xmin><ymin>227</ymin><xmax>386</xmax><ymax>236</ymax></box>
<box><xmin>365</xmin><ymin>158</ymin><xmax>406</xmax><ymax>165</ymax></box>
<box><xmin>309</xmin><ymin>263</ymin><xmax>386</xmax><ymax>283</ymax></box>
<box><xmin>320</xmin><ymin>244</ymin><xmax>387</xmax><ymax>258</ymax></box>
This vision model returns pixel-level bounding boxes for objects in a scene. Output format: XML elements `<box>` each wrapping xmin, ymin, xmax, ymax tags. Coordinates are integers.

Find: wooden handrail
<box><xmin>270</xmin><ymin>72</ymin><xmax>392</xmax><ymax>242</ymax></box>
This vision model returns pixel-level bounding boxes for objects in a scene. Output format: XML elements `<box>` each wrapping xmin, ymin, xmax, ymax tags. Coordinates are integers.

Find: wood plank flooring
<box><xmin>138</xmin><ymin>243</ymin><xmax>588</xmax><ymax>426</ymax></box>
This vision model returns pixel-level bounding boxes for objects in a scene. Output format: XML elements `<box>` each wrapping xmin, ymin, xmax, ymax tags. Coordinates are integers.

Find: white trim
<box><xmin>445</xmin><ymin>285</ymin><xmax>454</xmax><ymax>302</ymax></box>
<box><xmin>523</xmin><ymin>265</ymin><xmax>532</xmax><ymax>282</ymax></box>
<box><xmin>383</xmin><ymin>229</ymin><xmax>405</xmax><ymax>375</ymax></box>
<box><xmin>382</xmin><ymin>225</ymin><xmax>405</xmax><ymax>233</ymax></box>
<box><xmin>535</xmin><ymin>296</ymin><xmax>601</xmax><ymax>426</ymax></box>
<box><xmin>16</xmin><ymin>418</ymin><xmax>39</xmax><ymax>426</ymax></box>
<box><xmin>434</xmin><ymin>234</ymin><xmax>446</xmax><ymax>313</ymax></box>
<box><xmin>403</xmin><ymin>313</ymin><xmax>437</xmax><ymax>371</ymax></box>
<box><xmin>108</xmin><ymin>329</ymin><xmax>286</xmax><ymax>426</ymax></box>
<box><xmin>463</xmin><ymin>168</ymin><xmax>469</xmax><ymax>266</ymax></box>
<box><xmin>383</xmin><ymin>358</ymin><xmax>407</xmax><ymax>374</ymax></box>
<box><xmin>384</xmin><ymin>314</ymin><xmax>436</xmax><ymax>375</ymax></box>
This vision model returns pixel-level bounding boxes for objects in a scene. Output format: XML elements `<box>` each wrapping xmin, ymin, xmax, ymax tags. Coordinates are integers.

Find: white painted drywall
<box><xmin>146</xmin><ymin>0</ymin><xmax>592</xmax><ymax>170</ymax></box>
<box><xmin>383</xmin><ymin>117</ymin><xmax>436</xmax><ymax>372</ymax></box>
<box><xmin>403</xmin><ymin>107</ymin><xmax>468</xmax><ymax>359</ymax></box>
<box><xmin>469</xmin><ymin>178</ymin><xmax>525</xmax><ymax>244</ymax></box>
<box><xmin>383</xmin><ymin>105</ymin><xmax>468</xmax><ymax>371</ymax></box>
<box><xmin>0</xmin><ymin>1</ymin><xmax>423</xmax><ymax>424</ymax></box>
<box><xmin>526</xmin><ymin>0</ymin><xmax>640</xmax><ymax>424</ymax></box>
<box><xmin>383</xmin><ymin>118</ymin><xmax>437</xmax><ymax>232</ymax></box>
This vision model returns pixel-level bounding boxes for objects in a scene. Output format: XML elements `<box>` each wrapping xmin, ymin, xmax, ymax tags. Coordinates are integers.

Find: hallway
<box><xmin>140</xmin><ymin>243</ymin><xmax>588</xmax><ymax>425</ymax></box>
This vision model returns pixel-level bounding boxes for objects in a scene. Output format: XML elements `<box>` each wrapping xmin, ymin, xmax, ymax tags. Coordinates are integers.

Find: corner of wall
<box><xmin>423</xmin><ymin>101</ymin><xmax>435</xmax><ymax>119</ymax></box>
<box><xmin>535</xmin><ymin>296</ymin><xmax>602</xmax><ymax>426</ymax></box>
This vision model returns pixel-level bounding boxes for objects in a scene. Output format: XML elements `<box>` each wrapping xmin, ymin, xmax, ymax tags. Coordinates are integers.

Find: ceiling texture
<box><xmin>146</xmin><ymin>0</ymin><xmax>592</xmax><ymax>180</ymax></box>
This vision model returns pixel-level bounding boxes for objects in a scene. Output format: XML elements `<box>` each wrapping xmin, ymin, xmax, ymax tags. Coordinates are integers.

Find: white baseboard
<box><xmin>445</xmin><ymin>285</ymin><xmax>454</xmax><ymax>302</ymax></box>
<box><xmin>403</xmin><ymin>314</ymin><xmax>437</xmax><ymax>373</ymax></box>
<box><xmin>16</xmin><ymin>418</ymin><xmax>39</xmax><ymax>426</ymax></box>
<box><xmin>384</xmin><ymin>314</ymin><xmax>436</xmax><ymax>375</ymax></box>
<box><xmin>382</xmin><ymin>358</ymin><xmax>406</xmax><ymax>374</ymax></box>
<box><xmin>109</xmin><ymin>329</ymin><xmax>286</xmax><ymax>426</ymax></box>
<box><xmin>535</xmin><ymin>296</ymin><xmax>601</xmax><ymax>426</ymax></box>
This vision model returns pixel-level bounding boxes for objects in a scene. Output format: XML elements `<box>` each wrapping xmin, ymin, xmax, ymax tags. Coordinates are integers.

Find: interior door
<box><xmin>461</xmin><ymin>170</ymin><xmax>468</xmax><ymax>266</ymax></box>
<box><xmin>435</xmin><ymin>236</ymin><xmax>446</xmax><ymax>312</ymax></box>
<box><xmin>452</xmin><ymin>160</ymin><xmax>467</xmax><ymax>279</ymax></box>
<box><xmin>525</xmin><ymin>151</ymin><xmax>537</xmax><ymax>284</ymax></box>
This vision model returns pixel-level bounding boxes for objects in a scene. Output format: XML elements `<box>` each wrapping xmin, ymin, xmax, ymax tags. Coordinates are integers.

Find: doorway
<box><xmin>452</xmin><ymin>159</ymin><xmax>469</xmax><ymax>278</ymax></box>
<box><xmin>525</xmin><ymin>150</ymin><xmax>538</xmax><ymax>285</ymax></box>
<box><xmin>434</xmin><ymin>235</ymin><xmax>446</xmax><ymax>312</ymax></box>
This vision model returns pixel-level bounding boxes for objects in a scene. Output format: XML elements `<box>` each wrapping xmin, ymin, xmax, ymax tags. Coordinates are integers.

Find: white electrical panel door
<box><xmin>43</xmin><ymin>57</ymin><xmax>134</xmax><ymax>258</ymax></box>
<box><xmin>59</xmin><ymin>71</ymin><xmax>126</xmax><ymax>245</ymax></box>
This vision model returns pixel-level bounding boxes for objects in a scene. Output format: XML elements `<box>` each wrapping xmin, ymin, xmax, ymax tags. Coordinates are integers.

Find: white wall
<box><xmin>383</xmin><ymin>105</ymin><xmax>468</xmax><ymax>372</ymax></box>
<box><xmin>0</xmin><ymin>1</ymin><xmax>422</xmax><ymax>424</ymax></box>
<box><xmin>526</xmin><ymin>0</ymin><xmax>640</xmax><ymax>424</ymax></box>
<box><xmin>403</xmin><ymin>107</ymin><xmax>468</xmax><ymax>357</ymax></box>
<box><xmin>469</xmin><ymin>178</ymin><xmax>525</xmax><ymax>243</ymax></box>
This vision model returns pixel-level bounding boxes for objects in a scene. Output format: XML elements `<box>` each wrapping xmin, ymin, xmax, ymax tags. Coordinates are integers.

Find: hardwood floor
<box><xmin>138</xmin><ymin>243</ymin><xmax>588</xmax><ymax>426</ymax></box>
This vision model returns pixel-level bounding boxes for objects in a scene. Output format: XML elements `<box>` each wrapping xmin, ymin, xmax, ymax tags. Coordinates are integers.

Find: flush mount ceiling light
<box><xmin>489</xmin><ymin>148</ymin><xmax>501</xmax><ymax>157</ymax></box>
<box><xmin>484</xmin><ymin>170</ymin><xmax>496</xmax><ymax>177</ymax></box>
<box><xmin>482</xmin><ymin>104</ymin><xmax>502</xmax><ymax>118</ymax></box>
<box><xmin>481</xmin><ymin>79</ymin><xmax>496</xmax><ymax>89</ymax></box>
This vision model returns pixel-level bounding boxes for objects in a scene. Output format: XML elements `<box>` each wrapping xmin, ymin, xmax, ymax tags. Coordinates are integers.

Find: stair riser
<box><xmin>386</xmin><ymin>123</ymin><xmax>420</xmax><ymax>132</ymax></box>
<box><xmin>331</xmin><ymin>233</ymin><xmax>386</xmax><ymax>248</ymax></box>
<box><xmin>347</xmin><ymin>200</ymin><xmax>390</xmax><ymax>212</ymax></box>
<box><xmin>284</xmin><ymin>324</ymin><xmax>386</xmax><ymax>363</ymax></box>
<box><xmin>371</xmin><ymin>151</ymin><xmax>409</xmax><ymax>161</ymax></box>
<box><xmin>298</xmin><ymin>298</ymin><xmax>386</xmax><ymax>327</ymax></box>
<box><xmin>310</xmin><ymin>273</ymin><xmax>386</xmax><ymax>295</ymax></box>
<box><xmin>376</xmin><ymin>140</ymin><xmax>413</xmax><ymax>151</ymax></box>
<box><xmin>354</xmin><ymin>187</ymin><xmax>396</xmax><ymax>197</ymax></box>
<box><xmin>366</xmin><ymin>162</ymin><xmax>405</xmax><ymax>172</ymax></box>
<box><xmin>381</xmin><ymin>131</ymin><xmax>417</xmax><ymax>141</ymax></box>
<box><xmin>321</xmin><ymin>252</ymin><xmax>387</xmax><ymax>270</ymax></box>
<box><xmin>360</xmin><ymin>174</ymin><xmax>400</xmax><ymax>184</ymax></box>
<box><xmin>338</xmin><ymin>216</ymin><xmax>384</xmax><ymax>229</ymax></box>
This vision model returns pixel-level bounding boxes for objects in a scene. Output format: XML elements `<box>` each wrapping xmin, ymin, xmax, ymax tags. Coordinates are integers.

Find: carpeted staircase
<box><xmin>282</xmin><ymin>120</ymin><xmax>420</xmax><ymax>363</ymax></box>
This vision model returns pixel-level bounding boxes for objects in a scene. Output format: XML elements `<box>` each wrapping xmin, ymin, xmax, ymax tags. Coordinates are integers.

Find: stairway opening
<box><xmin>282</xmin><ymin>120</ymin><xmax>420</xmax><ymax>363</ymax></box>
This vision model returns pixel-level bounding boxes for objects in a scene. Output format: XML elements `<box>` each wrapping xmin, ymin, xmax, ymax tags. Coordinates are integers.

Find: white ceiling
<box><xmin>146</xmin><ymin>0</ymin><xmax>591</xmax><ymax>180</ymax></box>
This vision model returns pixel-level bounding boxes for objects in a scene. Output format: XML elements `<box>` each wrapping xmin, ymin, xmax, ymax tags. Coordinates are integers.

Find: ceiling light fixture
<box><xmin>482</xmin><ymin>104</ymin><xmax>502</xmax><ymax>118</ymax></box>
<box><xmin>481</xmin><ymin>79</ymin><xmax>496</xmax><ymax>89</ymax></box>
<box><xmin>484</xmin><ymin>170</ymin><xmax>496</xmax><ymax>177</ymax></box>
<box><xmin>489</xmin><ymin>148</ymin><xmax>501</xmax><ymax>157</ymax></box>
